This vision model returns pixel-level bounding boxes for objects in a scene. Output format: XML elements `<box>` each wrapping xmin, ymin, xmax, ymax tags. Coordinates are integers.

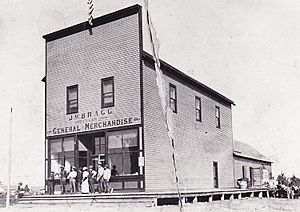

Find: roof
<box><xmin>233</xmin><ymin>140</ymin><xmax>272</xmax><ymax>163</ymax></box>
<box><xmin>42</xmin><ymin>4</ymin><xmax>142</xmax><ymax>42</ymax></box>
<box><xmin>142</xmin><ymin>51</ymin><xmax>235</xmax><ymax>106</ymax></box>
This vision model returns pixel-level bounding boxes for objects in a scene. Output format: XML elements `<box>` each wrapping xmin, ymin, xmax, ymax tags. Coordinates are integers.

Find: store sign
<box><xmin>47</xmin><ymin>108</ymin><xmax>141</xmax><ymax>136</ymax></box>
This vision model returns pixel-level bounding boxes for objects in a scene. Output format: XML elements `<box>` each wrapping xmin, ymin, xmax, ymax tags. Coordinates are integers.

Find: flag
<box><xmin>87</xmin><ymin>0</ymin><xmax>94</xmax><ymax>26</ymax></box>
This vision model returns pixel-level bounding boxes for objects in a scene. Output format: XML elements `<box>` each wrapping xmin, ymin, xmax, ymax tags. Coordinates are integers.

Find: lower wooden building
<box><xmin>233</xmin><ymin>141</ymin><xmax>273</xmax><ymax>188</ymax></box>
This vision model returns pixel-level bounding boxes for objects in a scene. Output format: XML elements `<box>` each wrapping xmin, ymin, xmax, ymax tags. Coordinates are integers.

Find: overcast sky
<box><xmin>0</xmin><ymin>0</ymin><xmax>300</xmax><ymax>187</ymax></box>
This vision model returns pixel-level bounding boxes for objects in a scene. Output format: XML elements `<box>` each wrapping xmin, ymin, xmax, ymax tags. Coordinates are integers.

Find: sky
<box><xmin>0</xmin><ymin>0</ymin><xmax>300</xmax><ymax>187</ymax></box>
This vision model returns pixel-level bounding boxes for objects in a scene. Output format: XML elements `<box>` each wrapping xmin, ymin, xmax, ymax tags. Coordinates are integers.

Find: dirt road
<box><xmin>1</xmin><ymin>198</ymin><xmax>300</xmax><ymax>212</ymax></box>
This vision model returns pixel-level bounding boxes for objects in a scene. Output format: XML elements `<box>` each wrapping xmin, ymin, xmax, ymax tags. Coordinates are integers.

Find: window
<box><xmin>213</xmin><ymin>161</ymin><xmax>219</xmax><ymax>188</ymax></box>
<box><xmin>48</xmin><ymin>137</ymin><xmax>75</xmax><ymax>175</ymax></box>
<box><xmin>67</xmin><ymin>85</ymin><xmax>78</xmax><ymax>114</ymax></box>
<box><xmin>169</xmin><ymin>84</ymin><xmax>177</xmax><ymax>113</ymax></box>
<box><xmin>101</xmin><ymin>77</ymin><xmax>114</xmax><ymax>108</ymax></box>
<box><xmin>215</xmin><ymin>106</ymin><xmax>220</xmax><ymax>128</ymax></box>
<box><xmin>107</xmin><ymin>129</ymin><xmax>140</xmax><ymax>176</ymax></box>
<box><xmin>195</xmin><ymin>96</ymin><xmax>202</xmax><ymax>122</ymax></box>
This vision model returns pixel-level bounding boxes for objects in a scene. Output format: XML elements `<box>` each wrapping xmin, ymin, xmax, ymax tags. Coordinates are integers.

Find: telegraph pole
<box><xmin>6</xmin><ymin>107</ymin><xmax>13</xmax><ymax>208</ymax></box>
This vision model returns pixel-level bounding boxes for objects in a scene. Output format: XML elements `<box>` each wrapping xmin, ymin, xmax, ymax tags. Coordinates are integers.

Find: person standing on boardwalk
<box><xmin>76</xmin><ymin>168</ymin><xmax>82</xmax><ymax>193</ymax></box>
<box><xmin>48</xmin><ymin>171</ymin><xmax>55</xmax><ymax>195</ymax></box>
<box><xmin>96</xmin><ymin>162</ymin><xmax>104</xmax><ymax>193</ymax></box>
<box><xmin>81</xmin><ymin>167</ymin><xmax>89</xmax><ymax>194</ymax></box>
<box><xmin>103</xmin><ymin>164</ymin><xmax>111</xmax><ymax>193</ymax></box>
<box><xmin>68</xmin><ymin>166</ymin><xmax>77</xmax><ymax>194</ymax></box>
<box><xmin>88</xmin><ymin>165</ymin><xmax>97</xmax><ymax>193</ymax></box>
<box><xmin>60</xmin><ymin>166</ymin><xmax>67</xmax><ymax>194</ymax></box>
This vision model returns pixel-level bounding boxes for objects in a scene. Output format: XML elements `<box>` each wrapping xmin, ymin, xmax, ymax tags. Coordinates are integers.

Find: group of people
<box><xmin>47</xmin><ymin>163</ymin><xmax>112</xmax><ymax>195</ymax></box>
<box><xmin>16</xmin><ymin>181</ymin><xmax>31</xmax><ymax>198</ymax></box>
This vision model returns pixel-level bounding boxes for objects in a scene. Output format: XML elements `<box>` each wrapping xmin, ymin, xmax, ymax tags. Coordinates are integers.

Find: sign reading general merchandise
<box><xmin>47</xmin><ymin>108</ymin><xmax>141</xmax><ymax>136</ymax></box>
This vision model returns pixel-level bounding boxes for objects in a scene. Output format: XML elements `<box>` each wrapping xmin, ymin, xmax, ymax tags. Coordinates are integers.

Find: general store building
<box><xmin>43</xmin><ymin>4</ymin><xmax>236</xmax><ymax>193</ymax></box>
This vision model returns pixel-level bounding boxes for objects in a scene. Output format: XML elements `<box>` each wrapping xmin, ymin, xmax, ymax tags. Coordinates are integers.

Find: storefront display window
<box><xmin>107</xmin><ymin>129</ymin><xmax>140</xmax><ymax>176</ymax></box>
<box><xmin>49</xmin><ymin>137</ymin><xmax>75</xmax><ymax>176</ymax></box>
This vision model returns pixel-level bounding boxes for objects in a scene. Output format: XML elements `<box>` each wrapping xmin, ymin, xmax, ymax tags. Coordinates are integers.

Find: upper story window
<box><xmin>169</xmin><ymin>83</ymin><xmax>177</xmax><ymax>113</ymax></box>
<box><xmin>101</xmin><ymin>77</ymin><xmax>114</xmax><ymax>108</ymax></box>
<box><xmin>195</xmin><ymin>96</ymin><xmax>202</xmax><ymax>122</ymax></box>
<box><xmin>67</xmin><ymin>85</ymin><xmax>78</xmax><ymax>114</ymax></box>
<box><xmin>215</xmin><ymin>106</ymin><xmax>220</xmax><ymax>128</ymax></box>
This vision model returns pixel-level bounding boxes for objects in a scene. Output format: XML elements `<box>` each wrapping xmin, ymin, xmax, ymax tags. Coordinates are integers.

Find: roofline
<box><xmin>142</xmin><ymin>51</ymin><xmax>235</xmax><ymax>106</ymax></box>
<box><xmin>233</xmin><ymin>152</ymin><xmax>273</xmax><ymax>164</ymax></box>
<box><xmin>43</xmin><ymin>4</ymin><xmax>142</xmax><ymax>42</ymax></box>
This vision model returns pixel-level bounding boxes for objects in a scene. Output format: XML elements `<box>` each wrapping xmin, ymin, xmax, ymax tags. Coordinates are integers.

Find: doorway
<box><xmin>77</xmin><ymin>132</ymin><xmax>106</xmax><ymax>170</ymax></box>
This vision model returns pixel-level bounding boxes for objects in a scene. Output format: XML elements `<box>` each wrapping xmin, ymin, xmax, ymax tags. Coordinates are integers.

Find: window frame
<box><xmin>101</xmin><ymin>76</ymin><xmax>114</xmax><ymax>108</ymax></box>
<box><xmin>48</xmin><ymin>137</ymin><xmax>75</xmax><ymax>176</ymax></box>
<box><xmin>195</xmin><ymin>96</ymin><xmax>202</xmax><ymax>122</ymax></box>
<box><xmin>66</xmin><ymin>85</ymin><xmax>78</xmax><ymax>114</ymax></box>
<box><xmin>215</xmin><ymin>106</ymin><xmax>221</xmax><ymax>129</ymax></box>
<box><xmin>107</xmin><ymin>128</ymin><xmax>141</xmax><ymax>177</ymax></box>
<box><xmin>169</xmin><ymin>83</ymin><xmax>177</xmax><ymax>113</ymax></box>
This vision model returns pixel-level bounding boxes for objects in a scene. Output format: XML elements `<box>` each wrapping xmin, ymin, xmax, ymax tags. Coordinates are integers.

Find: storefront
<box><xmin>46</xmin><ymin>126</ymin><xmax>145</xmax><ymax>192</ymax></box>
<box><xmin>43</xmin><ymin>4</ymin><xmax>237</xmax><ymax>193</ymax></box>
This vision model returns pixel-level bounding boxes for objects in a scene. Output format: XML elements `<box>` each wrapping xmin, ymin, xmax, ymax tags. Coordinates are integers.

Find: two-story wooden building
<box><xmin>43</xmin><ymin>4</ymin><xmax>235</xmax><ymax>193</ymax></box>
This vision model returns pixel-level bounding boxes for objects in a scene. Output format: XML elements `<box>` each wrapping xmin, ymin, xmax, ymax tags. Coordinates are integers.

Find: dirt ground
<box><xmin>1</xmin><ymin>198</ymin><xmax>300</xmax><ymax>212</ymax></box>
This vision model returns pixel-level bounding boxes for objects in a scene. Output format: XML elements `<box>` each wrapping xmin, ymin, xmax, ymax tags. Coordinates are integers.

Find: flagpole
<box><xmin>6</xmin><ymin>107</ymin><xmax>13</xmax><ymax>208</ymax></box>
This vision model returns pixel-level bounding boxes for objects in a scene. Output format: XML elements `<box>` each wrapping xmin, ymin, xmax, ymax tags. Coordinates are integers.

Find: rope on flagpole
<box><xmin>144</xmin><ymin>1</ymin><xmax>184</xmax><ymax>210</ymax></box>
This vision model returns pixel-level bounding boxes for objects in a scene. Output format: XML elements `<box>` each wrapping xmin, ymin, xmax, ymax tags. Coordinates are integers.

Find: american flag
<box><xmin>87</xmin><ymin>0</ymin><xmax>94</xmax><ymax>26</ymax></box>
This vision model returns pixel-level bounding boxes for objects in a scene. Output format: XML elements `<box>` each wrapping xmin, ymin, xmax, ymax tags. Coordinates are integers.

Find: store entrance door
<box><xmin>91</xmin><ymin>135</ymin><xmax>106</xmax><ymax>168</ymax></box>
<box><xmin>77</xmin><ymin>133</ymin><xmax>106</xmax><ymax>171</ymax></box>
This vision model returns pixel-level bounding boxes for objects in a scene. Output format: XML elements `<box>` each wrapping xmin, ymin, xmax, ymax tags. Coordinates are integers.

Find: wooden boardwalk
<box><xmin>17</xmin><ymin>188</ymin><xmax>275</xmax><ymax>207</ymax></box>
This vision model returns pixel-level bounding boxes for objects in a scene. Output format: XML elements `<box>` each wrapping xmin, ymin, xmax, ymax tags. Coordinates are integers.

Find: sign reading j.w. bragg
<box><xmin>46</xmin><ymin>108</ymin><xmax>141</xmax><ymax>136</ymax></box>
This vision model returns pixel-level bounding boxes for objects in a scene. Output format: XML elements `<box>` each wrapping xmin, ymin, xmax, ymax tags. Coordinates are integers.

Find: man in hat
<box><xmin>60</xmin><ymin>166</ymin><xmax>67</xmax><ymax>194</ymax></box>
<box><xmin>76</xmin><ymin>168</ymin><xmax>82</xmax><ymax>193</ymax></box>
<box><xmin>16</xmin><ymin>181</ymin><xmax>25</xmax><ymax>198</ymax></box>
<box><xmin>96</xmin><ymin>162</ymin><xmax>104</xmax><ymax>193</ymax></box>
<box><xmin>103</xmin><ymin>164</ymin><xmax>111</xmax><ymax>193</ymax></box>
<box><xmin>88</xmin><ymin>165</ymin><xmax>97</xmax><ymax>193</ymax></box>
<box><xmin>68</xmin><ymin>166</ymin><xmax>77</xmax><ymax>194</ymax></box>
<box><xmin>47</xmin><ymin>171</ymin><xmax>55</xmax><ymax>195</ymax></box>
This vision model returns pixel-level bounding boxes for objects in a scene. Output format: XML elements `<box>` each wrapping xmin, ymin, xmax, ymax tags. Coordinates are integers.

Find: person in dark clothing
<box><xmin>60</xmin><ymin>166</ymin><xmax>67</xmax><ymax>194</ymax></box>
<box><xmin>111</xmin><ymin>165</ymin><xmax>118</xmax><ymax>176</ymax></box>
<box><xmin>48</xmin><ymin>172</ymin><xmax>55</xmax><ymax>195</ymax></box>
<box><xmin>16</xmin><ymin>182</ymin><xmax>25</xmax><ymax>198</ymax></box>
<box><xmin>88</xmin><ymin>165</ymin><xmax>96</xmax><ymax>194</ymax></box>
<box><xmin>76</xmin><ymin>168</ymin><xmax>82</xmax><ymax>193</ymax></box>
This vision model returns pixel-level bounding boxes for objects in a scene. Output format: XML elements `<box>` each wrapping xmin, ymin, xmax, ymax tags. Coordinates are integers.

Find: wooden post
<box><xmin>221</xmin><ymin>194</ymin><xmax>225</xmax><ymax>200</ymax></box>
<box><xmin>238</xmin><ymin>193</ymin><xmax>242</xmax><ymax>199</ymax></box>
<box><xmin>6</xmin><ymin>107</ymin><xmax>13</xmax><ymax>208</ymax></box>
<box><xmin>179</xmin><ymin>197</ymin><xmax>185</xmax><ymax>205</ymax></box>
<box><xmin>192</xmin><ymin>197</ymin><xmax>197</xmax><ymax>204</ymax></box>
<box><xmin>250</xmin><ymin>192</ymin><xmax>254</xmax><ymax>198</ymax></box>
<box><xmin>230</xmin><ymin>194</ymin><xmax>234</xmax><ymax>200</ymax></box>
<box><xmin>208</xmin><ymin>195</ymin><xmax>213</xmax><ymax>202</ymax></box>
<box><xmin>258</xmin><ymin>191</ymin><xmax>262</xmax><ymax>198</ymax></box>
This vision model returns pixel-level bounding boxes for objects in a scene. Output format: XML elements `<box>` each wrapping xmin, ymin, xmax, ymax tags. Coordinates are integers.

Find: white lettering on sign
<box><xmin>68</xmin><ymin>109</ymin><xmax>113</xmax><ymax>121</ymax></box>
<box><xmin>48</xmin><ymin>117</ymin><xmax>141</xmax><ymax>136</ymax></box>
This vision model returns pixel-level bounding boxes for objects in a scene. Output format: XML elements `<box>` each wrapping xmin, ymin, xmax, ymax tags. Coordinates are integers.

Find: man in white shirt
<box><xmin>103</xmin><ymin>164</ymin><xmax>111</xmax><ymax>193</ymax></box>
<box><xmin>96</xmin><ymin>163</ymin><xmax>104</xmax><ymax>193</ymax></box>
<box><xmin>68</xmin><ymin>166</ymin><xmax>77</xmax><ymax>194</ymax></box>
